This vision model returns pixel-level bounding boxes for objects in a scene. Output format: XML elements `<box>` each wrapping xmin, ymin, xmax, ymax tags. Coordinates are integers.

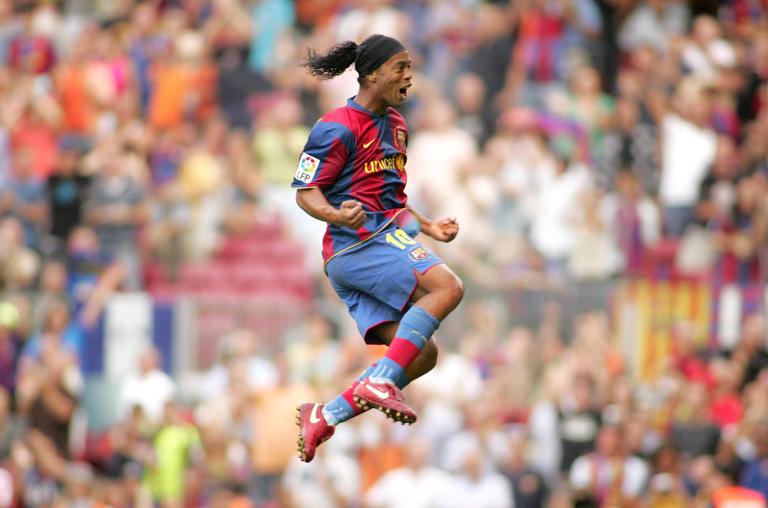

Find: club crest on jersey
<box><xmin>294</xmin><ymin>153</ymin><xmax>320</xmax><ymax>183</ymax></box>
<box><xmin>409</xmin><ymin>247</ymin><xmax>430</xmax><ymax>261</ymax></box>
<box><xmin>394</xmin><ymin>128</ymin><xmax>407</xmax><ymax>151</ymax></box>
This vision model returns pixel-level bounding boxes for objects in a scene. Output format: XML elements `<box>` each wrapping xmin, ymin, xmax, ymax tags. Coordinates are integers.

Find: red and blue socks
<box><xmin>322</xmin><ymin>306</ymin><xmax>440</xmax><ymax>426</ymax></box>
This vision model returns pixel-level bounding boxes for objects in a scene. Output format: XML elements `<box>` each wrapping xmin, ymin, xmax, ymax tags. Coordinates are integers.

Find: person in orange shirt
<box><xmin>148</xmin><ymin>33</ymin><xmax>216</xmax><ymax>130</ymax></box>
<box><xmin>712</xmin><ymin>486</ymin><xmax>767</xmax><ymax>508</ymax></box>
<box><xmin>55</xmin><ymin>31</ymin><xmax>97</xmax><ymax>135</ymax></box>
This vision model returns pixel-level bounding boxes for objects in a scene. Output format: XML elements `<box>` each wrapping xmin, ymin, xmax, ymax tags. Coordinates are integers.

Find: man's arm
<box><xmin>295</xmin><ymin>188</ymin><xmax>366</xmax><ymax>229</ymax></box>
<box><xmin>406</xmin><ymin>203</ymin><xmax>459</xmax><ymax>243</ymax></box>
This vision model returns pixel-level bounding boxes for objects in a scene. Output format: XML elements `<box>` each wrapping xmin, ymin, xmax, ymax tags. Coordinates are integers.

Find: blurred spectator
<box><xmin>498</xmin><ymin>429</ymin><xmax>549</xmax><ymax>508</ymax></box>
<box><xmin>546</xmin><ymin>65</ymin><xmax>614</xmax><ymax>153</ymax></box>
<box><xmin>250</xmin><ymin>355</ymin><xmax>313</xmax><ymax>505</ymax></box>
<box><xmin>448</xmin><ymin>443</ymin><xmax>512</xmax><ymax>508</ymax></box>
<box><xmin>682</xmin><ymin>15</ymin><xmax>737</xmax><ymax>82</ymax></box>
<box><xmin>670</xmin><ymin>382</ymin><xmax>721</xmax><ymax>459</ymax></box>
<box><xmin>281</xmin><ymin>436</ymin><xmax>360</xmax><ymax>508</ymax></box>
<box><xmin>0</xmin><ymin>387</ymin><xmax>23</xmax><ymax>460</ymax></box>
<box><xmin>7</xmin><ymin>80</ymin><xmax>61</xmax><ymax>179</ymax></box>
<box><xmin>597</xmin><ymin>97</ymin><xmax>658</xmax><ymax>194</ymax></box>
<box><xmin>740</xmin><ymin>420</ymin><xmax>768</xmax><ymax>500</ymax></box>
<box><xmin>568</xmin><ymin>186</ymin><xmax>624</xmax><ymax>280</ymax></box>
<box><xmin>1</xmin><ymin>147</ymin><xmax>47</xmax><ymax>249</ymax></box>
<box><xmin>84</xmin><ymin>140</ymin><xmax>146</xmax><ymax>288</ymax></box>
<box><xmin>0</xmin><ymin>217</ymin><xmax>40</xmax><ymax>292</ymax></box>
<box><xmin>201</xmin><ymin>329</ymin><xmax>277</xmax><ymax>400</ymax></box>
<box><xmin>252</xmin><ymin>93</ymin><xmax>309</xmax><ymax>204</ymax></box>
<box><xmin>711</xmin><ymin>472</ymin><xmax>767</xmax><ymax>508</ymax></box>
<box><xmin>618</xmin><ymin>0</ymin><xmax>690</xmax><ymax>53</ymax></box>
<box><xmin>557</xmin><ymin>373</ymin><xmax>602</xmax><ymax>472</ymax></box>
<box><xmin>569</xmin><ymin>423</ymin><xmax>650</xmax><ymax>507</ymax></box>
<box><xmin>17</xmin><ymin>337</ymin><xmax>82</xmax><ymax>459</ymax></box>
<box><xmin>147</xmin><ymin>27</ymin><xmax>217</xmax><ymax>131</ymax></box>
<box><xmin>46</xmin><ymin>140</ymin><xmax>90</xmax><ymax>247</ymax></box>
<box><xmin>119</xmin><ymin>346</ymin><xmax>177</xmax><ymax>425</ymax></box>
<box><xmin>530</xmin><ymin>146</ymin><xmax>593</xmax><ymax>277</ymax></box>
<box><xmin>145</xmin><ymin>400</ymin><xmax>202</xmax><ymax>508</ymax></box>
<box><xmin>511</xmin><ymin>0</ymin><xmax>568</xmax><ymax>104</ymax></box>
<box><xmin>659</xmin><ymin>78</ymin><xmax>717</xmax><ymax>237</ymax></box>
<box><xmin>0</xmin><ymin>302</ymin><xmax>20</xmax><ymax>395</ymax></box>
<box><xmin>646</xmin><ymin>445</ymin><xmax>692</xmax><ymax>508</ymax></box>
<box><xmin>64</xmin><ymin>225</ymin><xmax>126</xmax><ymax>327</ymax></box>
<box><xmin>406</xmin><ymin>98</ymin><xmax>480</xmax><ymax>252</ymax></box>
<box><xmin>452</xmin><ymin>73</ymin><xmax>491</xmax><ymax>145</ymax></box>
<box><xmin>7</xmin><ymin>5</ymin><xmax>55</xmax><ymax>75</ymax></box>
<box><xmin>600</xmin><ymin>168</ymin><xmax>661</xmax><ymax>275</ymax></box>
<box><xmin>733</xmin><ymin>313</ymin><xmax>768</xmax><ymax>388</ymax></box>
<box><xmin>219</xmin><ymin>130</ymin><xmax>264</xmax><ymax>236</ymax></box>
<box><xmin>21</xmin><ymin>299</ymin><xmax>83</xmax><ymax>369</ymax></box>
<box><xmin>248</xmin><ymin>0</ymin><xmax>294</xmax><ymax>74</ymax></box>
<box><xmin>0</xmin><ymin>0</ymin><xmax>19</xmax><ymax>67</ymax></box>
<box><xmin>364</xmin><ymin>438</ymin><xmax>453</xmax><ymax>508</ymax></box>
<box><xmin>285</xmin><ymin>313</ymin><xmax>342</xmax><ymax>388</ymax></box>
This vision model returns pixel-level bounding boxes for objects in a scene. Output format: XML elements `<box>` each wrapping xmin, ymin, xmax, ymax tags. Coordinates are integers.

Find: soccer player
<box><xmin>293</xmin><ymin>34</ymin><xmax>464</xmax><ymax>462</ymax></box>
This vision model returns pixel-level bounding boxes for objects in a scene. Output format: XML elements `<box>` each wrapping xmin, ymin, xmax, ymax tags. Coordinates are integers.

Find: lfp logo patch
<box><xmin>409</xmin><ymin>247</ymin><xmax>430</xmax><ymax>261</ymax></box>
<box><xmin>294</xmin><ymin>153</ymin><xmax>320</xmax><ymax>183</ymax></box>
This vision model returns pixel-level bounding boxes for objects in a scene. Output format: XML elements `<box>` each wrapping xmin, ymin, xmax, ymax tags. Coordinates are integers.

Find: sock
<box><xmin>368</xmin><ymin>306</ymin><xmax>440</xmax><ymax>384</ymax></box>
<box><xmin>395</xmin><ymin>371</ymin><xmax>409</xmax><ymax>389</ymax></box>
<box><xmin>322</xmin><ymin>363</ymin><xmax>378</xmax><ymax>426</ymax></box>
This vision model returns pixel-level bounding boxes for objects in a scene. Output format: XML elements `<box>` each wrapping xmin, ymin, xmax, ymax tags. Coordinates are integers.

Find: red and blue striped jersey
<box><xmin>292</xmin><ymin>98</ymin><xmax>418</xmax><ymax>262</ymax></box>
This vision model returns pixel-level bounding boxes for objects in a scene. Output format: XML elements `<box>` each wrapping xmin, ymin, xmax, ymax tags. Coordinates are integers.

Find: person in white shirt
<box><xmin>658</xmin><ymin>78</ymin><xmax>717</xmax><ymax>236</ymax></box>
<box><xmin>282</xmin><ymin>431</ymin><xmax>360</xmax><ymax>508</ymax></box>
<box><xmin>618</xmin><ymin>0</ymin><xmax>690</xmax><ymax>53</ymax></box>
<box><xmin>447</xmin><ymin>444</ymin><xmax>513</xmax><ymax>508</ymax></box>
<box><xmin>365</xmin><ymin>438</ymin><xmax>453</xmax><ymax>508</ymax></box>
<box><xmin>569</xmin><ymin>424</ymin><xmax>649</xmax><ymax>507</ymax></box>
<box><xmin>530</xmin><ymin>149</ymin><xmax>593</xmax><ymax>277</ymax></box>
<box><xmin>118</xmin><ymin>346</ymin><xmax>176</xmax><ymax>423</ymax></box>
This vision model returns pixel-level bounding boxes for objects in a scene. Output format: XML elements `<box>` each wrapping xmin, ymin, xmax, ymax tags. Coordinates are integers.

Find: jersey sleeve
<box><xmin>292</xmin><ymin>121</ymin><xmax>356</xmax><ymax>189</ymax></box>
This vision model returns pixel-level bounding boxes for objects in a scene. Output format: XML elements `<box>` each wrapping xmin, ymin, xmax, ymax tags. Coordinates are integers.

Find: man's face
<box><xmin>373</xmin><ymin>50</ymin><xmax>413</xmax><ymax>107</ymax></box>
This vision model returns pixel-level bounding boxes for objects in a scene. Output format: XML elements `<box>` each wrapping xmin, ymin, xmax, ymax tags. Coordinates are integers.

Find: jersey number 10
<box><xmin>385</xmin><ymin>230</ymin><xmax>416</xmax><ymax>250</ymax></box>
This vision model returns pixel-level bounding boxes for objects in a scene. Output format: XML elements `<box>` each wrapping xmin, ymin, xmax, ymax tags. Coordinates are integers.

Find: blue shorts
<box><xmin>326</xmin><ymin>227</ymin><xmax>443</xmax><ymax>344</ymax></box>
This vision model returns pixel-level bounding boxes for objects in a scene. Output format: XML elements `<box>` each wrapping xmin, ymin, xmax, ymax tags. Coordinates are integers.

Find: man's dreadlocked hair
<box><xmin>303</xmin><ymin>40</ymin><xmax>361</xmax><ymax>83</ymax></box>
<box><xmin>303</xmin><ymin>35</ymin><xmax>406</xmax><ymax>86</ymax></box>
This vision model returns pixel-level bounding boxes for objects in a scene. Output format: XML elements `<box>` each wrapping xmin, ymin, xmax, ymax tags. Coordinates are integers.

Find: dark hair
<box><xmin>303</xmin><ymin>40</ymin><xmax>359</xmax><ymax>81</ymax></box>
<box><xmin>303</xmin><ymin>35</ymin><xmax>406</xmax><ymax>85</ymax></box>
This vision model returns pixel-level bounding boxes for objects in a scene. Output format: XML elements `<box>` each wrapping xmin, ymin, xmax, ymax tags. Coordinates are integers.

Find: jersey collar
<box><xmin>347</xmin><ymin>97</ymin><xmax>387</xmax><ymax>119</ymax></box>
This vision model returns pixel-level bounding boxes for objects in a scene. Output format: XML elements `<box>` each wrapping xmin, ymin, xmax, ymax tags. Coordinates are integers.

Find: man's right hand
<box><xmin>335</xmin><ymin>200</ymin><xmax>367</xmax><ymax>229</ymax></box>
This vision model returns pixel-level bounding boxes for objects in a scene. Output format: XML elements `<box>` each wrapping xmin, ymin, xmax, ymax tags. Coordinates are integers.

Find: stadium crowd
<box><xmin>0</xmin><ymin>0</ymin><xmax>767</xmax><ymax>506</ymax></box>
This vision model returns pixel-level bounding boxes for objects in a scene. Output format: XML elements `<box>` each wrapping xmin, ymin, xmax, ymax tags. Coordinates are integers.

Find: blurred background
<box><xmin>0</xmin><ymin>0</ymin><xmax>767</xmax><ymax>507</ymax></box>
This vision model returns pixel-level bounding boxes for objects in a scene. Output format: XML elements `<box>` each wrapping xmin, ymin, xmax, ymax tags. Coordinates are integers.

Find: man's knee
<box><xmin>444</xmin><ymin>273</ymin><xmax>465</xmax><ymax>307</ymax></box>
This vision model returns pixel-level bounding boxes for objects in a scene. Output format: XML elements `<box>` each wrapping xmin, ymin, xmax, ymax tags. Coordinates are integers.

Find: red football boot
<box><xmin>295</xmin><ymin>403</ymin><xmax>335</xmax><ymax>462</ymax></box>
<box><xmin>353</xmin><ymin>378</ymin><xmax>417</xmax><ymax>425</ymax></box>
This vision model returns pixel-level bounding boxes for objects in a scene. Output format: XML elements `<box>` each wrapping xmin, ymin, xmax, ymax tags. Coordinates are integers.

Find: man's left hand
<box><xmin>428</xmin><ymin>217</ymin><xmax>459</xmax><ymax>242</ymax></box>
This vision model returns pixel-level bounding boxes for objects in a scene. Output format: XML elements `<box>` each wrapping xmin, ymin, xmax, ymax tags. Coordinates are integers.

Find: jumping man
<box><xmin>293</xmin><ymin>34</ymin><xmax>464</xmax><ymax>462</ymax></box>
